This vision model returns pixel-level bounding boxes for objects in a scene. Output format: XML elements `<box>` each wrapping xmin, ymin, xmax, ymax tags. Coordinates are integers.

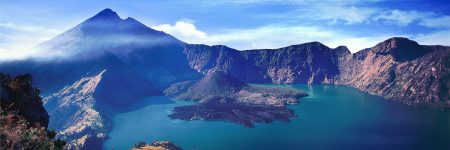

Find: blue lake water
<box><xmin>104</xmin><ymin>84</ymin><xmax>450</xmax><ymax>150</ymax></box>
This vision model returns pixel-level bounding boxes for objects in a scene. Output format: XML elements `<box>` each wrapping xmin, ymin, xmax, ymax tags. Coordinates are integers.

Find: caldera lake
<box><xmin>104</xmin><ymin>84</ymin><xmax>450</xmax><ymax>150</ymax></box>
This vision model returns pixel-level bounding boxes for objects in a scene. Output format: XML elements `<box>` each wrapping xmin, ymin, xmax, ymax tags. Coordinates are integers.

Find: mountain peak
<box><xmin>89</xmin><ymin>8</ymin><xmax>121</xmax><ymax>21</ymax></box>
<box><xmin>383</xmin><ymin>37</ymin><xmax>419</xmax><ymax>47</ymax></box>
<box><xmin>191</xmin><ymin>71</ymin><xmax>247</xmax><ymax>94</ymax></box>
<box><xmin>334</xmin><ymin>46</ymin><xmax>351</xmax><ymax>56</ymax></box>
<box><xmin>288</xmin><ymin>41</ymin><xmax>330</xmax><ymax>50</ymax></box>
<box><xmin>372</xmin><ymin>37</ymin><xmax>427</xmax><ymax>61</ymax></box>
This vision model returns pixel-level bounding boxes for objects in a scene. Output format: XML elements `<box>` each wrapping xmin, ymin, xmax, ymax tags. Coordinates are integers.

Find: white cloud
<box><xmin>201</xmin><ymin>0</ymin><xmax>383</xmax><ymax>5</ymax></box>
<box><xmin>302</xmin><ymin>5</ymin><xmax>377</xmax><ymax>24</ymax></box>
<box><xmin>151</xmin><ymin>21</ymin><xmax>207</xmax><ymax>40</ymax></box>
<box><xmin>414</xmin><ymin>30</ymin><xmax>450</xmax><ymax>46</ymax></box>
<box><xmin>373</xmin><ymin>10</ymin><xmax>425</xmax><ymax>26</ymax></box>
<box><xmin>151</xmin><ymin>20</ymin><xmax>398</xmax><ymax>52</ymax></box>
<box><xmin>217</xmin><ymin>0</ymin><xmax>450</xmax><ymax>29</ymax></box>
<box><xmin>419</xmin><ymin>16</ymin><xmax>450</xmax><ymax>29</ymax></box>
<box><xmin>373</xmin><ymin>9</ymin><xmax>450</xmax><ymax>29</ymax></box>
<box><xmin>0</xmin><ymin>22</ymin><xmax>61</xmax><ymax>60</ymax></box>
<box><xmin>201</xmin><ymin>0</ymin><xmax>381</xmax><ymax>25</ymax></box>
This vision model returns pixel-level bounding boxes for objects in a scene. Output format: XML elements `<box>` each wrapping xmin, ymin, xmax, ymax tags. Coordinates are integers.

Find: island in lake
<box><xmin>164</xmin><ymin>71</ymin><xmax>308</xmax><ymax>127</ymax></box>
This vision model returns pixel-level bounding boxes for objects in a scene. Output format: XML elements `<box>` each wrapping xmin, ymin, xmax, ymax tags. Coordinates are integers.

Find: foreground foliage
<box><xmin>0</xmin><ymin>109</ymin><xmax>66</xmax><ymax>150</ymax></box>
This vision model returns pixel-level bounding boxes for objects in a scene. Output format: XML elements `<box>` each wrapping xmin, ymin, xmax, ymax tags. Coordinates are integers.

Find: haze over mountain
<box><xmin>0</xmin><ymin>8</ymin><xmax>449</xmax><ymax>149</ymax></box>
<box><xmin>1</xmin><ymin>8</ymin><xmax>199</xmax><ymax>149</ymax></box>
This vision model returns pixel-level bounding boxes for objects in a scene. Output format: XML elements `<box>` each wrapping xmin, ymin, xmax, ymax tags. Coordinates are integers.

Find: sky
<box><xmin>1</xmin><ymin>0</ymin><xmax>450</xmax><ymax>60</ymax></box>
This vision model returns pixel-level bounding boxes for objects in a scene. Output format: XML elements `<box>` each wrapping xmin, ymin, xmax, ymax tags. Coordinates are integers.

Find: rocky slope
<box><xmin>43</xmin><ymin>53</ymin><xmax>161</xmax><ymax>149</ymax></box>
<box><xmin>184</xmin><ymin>38</ymin><xmax>450</xmax><ymax>109</ymax></box>
<box><xmin>165</xmin><ymin>71</ymin><xmax>307</xmax><ymax>127</ymax></box>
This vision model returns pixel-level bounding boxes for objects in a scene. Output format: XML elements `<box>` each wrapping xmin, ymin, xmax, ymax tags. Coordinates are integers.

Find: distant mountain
<box><xmin>35</xmin><ymin>8</ymin><xmax>177</xmax><ymax>59</ymax></box>
<box><xmin>184</xmin><ymin>44</ymin><xmax>266</xmax><ymax>82</ymax></box>
<box><xmin>184</xmin><ymin>37</ymin><xmax>450</xmax><ymax>108</ymax></box>
<box><xmin>35</xmin><ymin>8</ymin><xmax>200</xmax><ymax>88</ymax></box>
<box><xmin>0</xmin><ymin>8</ymin><xmax>199</xmax><ymax>92</ymax></box>
<box><xmin>185</xmin><ymin>42</ymin><xmax>342</xmax><ymax>84</ymax></box>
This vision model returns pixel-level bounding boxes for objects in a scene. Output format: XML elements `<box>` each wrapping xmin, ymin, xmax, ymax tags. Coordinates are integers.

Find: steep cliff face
<box><xmin>184</xmin><ymin>44</ymin><xmax>264</xmax><ymax>82</ymax></box>
<box><xmin>183</xmin><ymin>37</ymin><xmax>450</xmax><ymax>109</ymax></box>
<box><xmin>338</xmin><ymin>37</ymin><xmax>450</xmax><ymax>108</ymax></box>
<box><xmin>242</xmin><ymin>42</ymin><xmax>342</xmax><ymax>84</ymax></box>
<box><xmin>0</xmin><ymin>73</ymin><xmax>49</xmax><ymax>128</ymax></box>
<box><xmin>184</xmin><ymin>43</ymin><xmax>342</xmax><ymax>84</ymax></box>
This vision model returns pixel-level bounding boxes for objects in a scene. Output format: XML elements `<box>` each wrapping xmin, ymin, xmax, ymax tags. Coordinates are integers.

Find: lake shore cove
<box><xmin>164</xmin><ymin>71</ymin><xmax>308</xmax><ymax>127</ymax></box>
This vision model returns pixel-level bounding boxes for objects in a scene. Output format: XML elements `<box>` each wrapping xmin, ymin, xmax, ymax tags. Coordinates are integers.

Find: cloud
<box><xmin>151</xmin><ymin>21</ymin><xmax>207</xmax><ymax>40</ymax></box>
<box><xmin>203</xmin><ymin>0</ymin><xmax>380</xmax><ymax>25</ymax></box>
<box><xmin>296</xmin><ymin>5</ymin><xmax>377</xmax><ymax>25</ymax></box>
<box><xmin>153</xmin><ymin>20</ymin><xmax>450</xmax><ymax>52</ymax></box>
<box><xmin>213</xmin><ymin>0</ymin><xmax>450</xmax><ymax>29</ymax></box>
<box><xmin>201</xmin><ymin>0</ymin><xmax>383</xmax><ymax>5</ymax></box>
<box><xmin>419</xmin><ymin>16</ymin><xmax>450</xmax><ymax>29</ymax></box>
<box><xmin>152</xmin><ymin>20</ymin><xmax>398</xmax><ymax>52</ymax></box>
<box><xmin>373</xmin><ymin>10</ymin><xmax>425</xmax><ymax>26</ymax></box>
<box><xmin>0</xmin><ymin>22</ymin><xmax>61</xmax><ymax>60</ymax></box>
<box><xmin>415</xmin><ymin>30</ymin><xmax>450</xmax><ymax>46</ymax></box>
<box><xmin>373</xmin><ymin>9</ymin><xmax>450</xmax><ymax>29</ymax></box>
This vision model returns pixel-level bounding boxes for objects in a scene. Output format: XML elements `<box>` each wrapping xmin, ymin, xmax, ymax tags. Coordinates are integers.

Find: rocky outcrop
<box><xmin>165</xmin><ymin>71</ymin><xmax>307</xmax><ymax>127</ymax></box>
<box><xmin>183</xmin><ymin>37</ymin><xmax>450</xmax><ymax>109</ymax></box>
<box><xmin>0</xmin><ymin>73</ymin><xmax>66</xmax><ymax>150</ymax></box>
<box><xmin>0</xmin><ymin>73</ymin><xmax>49</xmax><ymax>128</ymax></box>
<box><xmin>132</xmin><ymin>141</ymin><xmax>182</xmax><ymax>150</ymax></box>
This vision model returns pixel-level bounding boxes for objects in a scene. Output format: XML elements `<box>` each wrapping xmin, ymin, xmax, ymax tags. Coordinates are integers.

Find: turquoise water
<box><xmin>104</xmin><ymin>84</ymin><xmax>450</xmax><ymax>150</ymax></box>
